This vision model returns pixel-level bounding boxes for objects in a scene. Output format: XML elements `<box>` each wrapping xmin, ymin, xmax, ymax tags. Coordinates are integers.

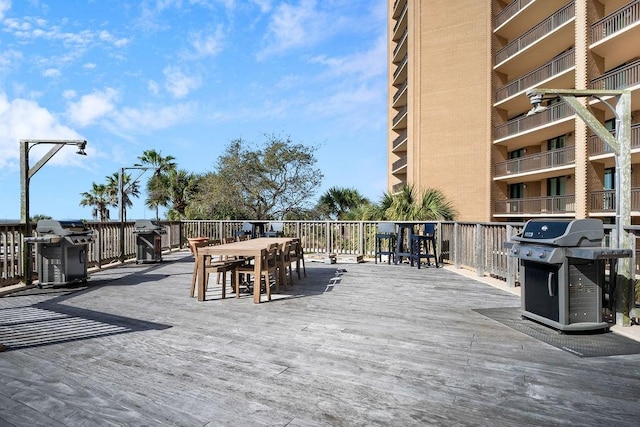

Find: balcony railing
<box><xmin>393</xmin><ymin>81</ymin><xmax>408</xmax><ymax>103</ymax></box>
<box><xmin>393</xmin><ymin>28</ymin><xmax>408</xmax><ymax>53</ymax></box>
<box><xmin>494</xmin><ymin>146</ymin><xmax>575</xmax><ymax>177</ymax></box>
<box><xmin>590</xmin><ymin>58</ymin><xmax>640</xmax><ymax>91</ymax></box>
<box><xmin>591</xmin><ymin>0</ymin><xmax>640</xmax><ymax>44</ymax></box>
<box><xmin>392</xmin><ymin>106</ymin><xmax>407</xmax><ymax>127</ymax></box>
<box><xmin>392</xmin><ymin>130</ymin><xmax>407</xmax><ymax>150</ymax></box>
<box><xmin>495</xmin><ymin>2</ymin><xmax>575</xmax><ymax>65</ymax></box>
<box><xmin>393</xmin><ymin>54</ymin><xmax>408</xmax><ymax>79</ymax></box>
<box><xmin>590</xmin><ymin>188</ymin><xmax>640</xmax><ymax>212</ymax></box>
<box><xmin>392</xmin><ymin>155</ymin><xmax>407</xmax><ymax>171</ymax></box>
<box><xmin>392</xmin><ymin>2</ymin><xmax>408</xmax><ymax>33</ymax></box>
<box><xmin>494</xmin><ymin>0</ymin><xmax>535</xmax><ymax>28</ymax></box>
<box><xmin>494</xmin><ymin>195</ymin><xmax>576</xmax><ymax>215</ymax></box>
<box><xmin>495</xmin><ymin>49</ymin><xmax>574</xmax><ymax>102</ymax></box>
<box><xmin>494</xmin><ymin>101</ymin><xmax>572</xmax><ymax>141</ymax></box>
<box><xmin>589</xmin><ymin>123</ymin><xmax>640</xmax><ymax>156</ymax></box>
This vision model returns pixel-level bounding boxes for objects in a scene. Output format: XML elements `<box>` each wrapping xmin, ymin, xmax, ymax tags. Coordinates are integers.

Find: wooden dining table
<box><xmin>196</xmin><ymin>237</ymin><xmax>296</xmax><ymax>303</ymax></box>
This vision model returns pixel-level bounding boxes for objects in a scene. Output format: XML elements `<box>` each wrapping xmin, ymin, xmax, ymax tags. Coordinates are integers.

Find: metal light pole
<box><xmin>118</xmin><ymin>165</ymin><xmax>157</xmax><ymax>262</ymax></box>
<box><xmin>20</xmin><ymin>139</ymin><xmax>88</xmax><ymax>286</ymax></box>
<box><xmin>526</xmin><ymin>88</ymin><xmax>632</xmax><ymax>325</ymax></box>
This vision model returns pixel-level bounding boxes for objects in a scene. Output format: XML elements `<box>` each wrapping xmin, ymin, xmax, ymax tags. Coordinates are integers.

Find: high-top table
<box><xmin>196</xmin><ymin>237</ymin><xmax>295</xmax><ymax>303</ymax></box>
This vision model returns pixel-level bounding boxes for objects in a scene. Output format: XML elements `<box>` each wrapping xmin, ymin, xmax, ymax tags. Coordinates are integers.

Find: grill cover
<box><xmin>35</xmin><ymin>219</ymin><xmax>92</xmax><ymax>237</ymax></box>
<box><xmin>133</xmin><ymin>219</ymin><xmax>166</xmax><ymax>234</ymax></box>
<box><xmin>511</xmin><ymin>218</ymin><xmax>603</xmax><ymax>247</ymax></box>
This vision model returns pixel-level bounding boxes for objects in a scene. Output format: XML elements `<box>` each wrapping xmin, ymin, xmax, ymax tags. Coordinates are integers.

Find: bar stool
<box><xmin>409</xmin><ymin>223</ymin><xmax>438</xmax><ymax>269</ymax></box>
<box><xmin>375</xmin><ymin>222</ymin><xmax>397</xmax><ymax>264</ymax></box>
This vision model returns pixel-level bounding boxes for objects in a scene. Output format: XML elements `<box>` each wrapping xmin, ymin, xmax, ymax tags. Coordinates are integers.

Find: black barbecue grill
<box><xmin>24</xmin><ymin>219</ymin><xmax>94</xmax><ymax>287</ymax></box>
<box><xmin>132</xmin><ymin>220</ymin><xmax>166</xmax><ymax>263</ymax></box>
<box><xmin>505</xmin><ymin>218</ymin><xmax>631</xmax><ymax>332</ymax></box>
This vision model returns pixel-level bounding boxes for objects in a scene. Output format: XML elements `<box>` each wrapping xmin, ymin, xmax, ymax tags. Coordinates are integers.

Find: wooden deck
<box><xmin>1</xmin><ymin>250</ymin><xmax>639</xmax><ymax>426</ymax></box>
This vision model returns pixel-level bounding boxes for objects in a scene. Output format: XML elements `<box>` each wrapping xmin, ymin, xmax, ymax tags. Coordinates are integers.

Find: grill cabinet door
<box><xmin>522</xmin><ymin>260</ymin><xmax>559</xmax><ymax>322</ymax></box>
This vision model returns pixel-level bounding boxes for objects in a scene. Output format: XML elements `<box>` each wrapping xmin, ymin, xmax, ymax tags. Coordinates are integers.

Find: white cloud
<box><xmin>0</xmin><ymin>0</ymin><xmax>10</xmax><ymax>20</ymax></box>
<box><xmin>148</xmin><ymin>80</ymin><xmax>160</xmax><ymax>95</ymax></box>
<box><xmin>0</xmin><ymin>49</ymin><xmax>23</xmax><ymax>74</ymax></box>
<box><xmin>0</xmin><ymin>92</ymin><xmax>86</xmax><ymax>171</ymax></box>
<box><xmin>66</xmin><ymin>88</ymin><xmax>118</xmax><ymax>127</ymax></box>
<box><xmin>111</xmin><ymin>102</ymin><xmax>196</xmax><ymax>133</ymax></box>
<box><xmin>256</xmin><ymin>0</ymin><xmax>325</xmax><ymax>60</ymax></box>
<box><xmin>189</xmin><ymin>26</ymin><xmax>224</xmax><ymax>58</ymax></box>
<box><xmin>42</xmin><ymin>68</ymin><xmax>61</xmax><ymax>77</ymax></box>
<box><xmin>83</xmin><ymin>62</ymin><xmax>96</xmax><ymax>69</ymax></box>
<box><xmin>309</xmin><ymin>33</ymin><xmax>386</xmax><ymax>81</ymax></box>
<box><xmin>251</xmin><ymin>0</ymin><xmax>272</xmax><ymax>13</ymax></box>
<box><xmin>163</xmin><ymin>66</ymin><xmax>201</xmax><ymax>98</ymax></box>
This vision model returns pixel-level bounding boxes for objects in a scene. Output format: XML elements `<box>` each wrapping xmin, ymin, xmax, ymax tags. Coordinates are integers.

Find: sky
<box><xmin>0</xmin><ymin>0</ymin><xmax>388</xmax><ymax>221</ymax></box>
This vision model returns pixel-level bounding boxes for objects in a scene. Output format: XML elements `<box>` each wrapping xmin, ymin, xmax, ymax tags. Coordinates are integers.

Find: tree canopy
<box><xmin>202</xmin><ymin>135</ymin><xmax>324</xmax><ymax>220</ymax></box>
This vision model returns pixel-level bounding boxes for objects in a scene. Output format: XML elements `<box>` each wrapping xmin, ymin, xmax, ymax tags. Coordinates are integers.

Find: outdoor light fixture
<box><xmin>525</xmin><ymin>88</ymin><xmax>633</xmax><ymax>325</ymax></box>
<box><xmin>525</xmin><ymin>93</ymin><xmax>550</xmax><ymax>116</ymax></box>
<box><xmin>20</xmin><ymin>139</ymin><xmax>89</xmax><ymax>287</ymax></box>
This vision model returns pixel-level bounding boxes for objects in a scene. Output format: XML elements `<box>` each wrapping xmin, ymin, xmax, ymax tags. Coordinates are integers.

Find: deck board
<box><xmin>1</xmin><ymin>251</ymin><xmax>639</xmax><ymax>426</ymax></box>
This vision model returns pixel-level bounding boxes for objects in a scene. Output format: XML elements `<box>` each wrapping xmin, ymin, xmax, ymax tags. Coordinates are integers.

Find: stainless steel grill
<box><xmin>505</xmin><ymin>219</ymin><xmax>631</xmax><ymax>332</ymax></box>
<box><xmin>25</xmin><ymin>220</ymin><xmax>94</xmax><ymax>287</ymax></box>
<box><xmin>132</xmin><ymin>220</ymin><xmax>166</xmax><ymax>264</ymax></box>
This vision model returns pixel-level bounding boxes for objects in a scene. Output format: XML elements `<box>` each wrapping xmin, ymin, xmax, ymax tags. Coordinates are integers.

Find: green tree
<box><xmin>79</xmin><ymin>183</ymin><xmax>112</xmax><ymax>221</ymax></box>
<box><xmin>162</xmin><ymin>169</ymin><xmax>199</xmax><ymax>220</ymax></box>
<box><xmin>316</xmin><ymin>187</ymin><xmax>369</xmax><ymax>220</ymax></box>
<box><xmin>105</xmin><ymin>172</ymin><xmax>141</xmax><ymax>222</ymax></box>
<box><xmin>137</xmin><ymin>149</ymin><xmax>177</xmax><ymax>219</ymax></box>
<box><xmin>348</xmin><ymin>185</ymin><xmax>457</xmax><ymax>221</ymax></box>
<box><xmin>213</xmin><ymin>134</ymin><xmax>323</xmax><ymax>219</ymax></box>
<box><xmin>186</xmin><ymin>172</ymin><xmax>251</xmax><ymax>220</ymax></box>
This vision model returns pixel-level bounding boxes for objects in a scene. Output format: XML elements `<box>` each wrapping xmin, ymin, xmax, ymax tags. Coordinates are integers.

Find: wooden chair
<box><xmin>190</xmin><ymin>241</ymin><xmax>243</xmax><ymax>299</ymax></box>
<box><xmin>281</xmin><ymin>240</ymin><xmax>294</xmax><ymax>287</ymax></box>
<box><xmin>234</xmin><ymin>243</ymin><xmax>279</xmax><ymax>301</ymax></box>
<box><xmin>289</xmin><ymin>238</ymin><xmax>306</xmax><ymax>279</ymax></box>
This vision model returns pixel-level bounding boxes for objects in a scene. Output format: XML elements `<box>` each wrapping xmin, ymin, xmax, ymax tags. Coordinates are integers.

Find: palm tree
<box><xmin>162</xmin><ymin>169</ymin><xmax>198</xmax><ymax>220</ymax></box>
<box><xmin>79</xmin><ymin>183</ymin><xmax>111</xmax><ymax>221</ymax></box>
<box><xmin>137</xmin><ymin>149</ymin><xmax>177</xmax><ymax>219</ymax></box>
<box><xmin>367</xmin><ymin>184</ymin><xmax>457</xmax><ymax>221</ymax></box>
<box><xmin>317</xmin><ymin>187</ymin><xmax>369</xmax><ymax>220</ymax></box>
<box><xmin>105</xmin><ymin>172</ymin><xmax>141</xmax><ymax>222</ymax></box>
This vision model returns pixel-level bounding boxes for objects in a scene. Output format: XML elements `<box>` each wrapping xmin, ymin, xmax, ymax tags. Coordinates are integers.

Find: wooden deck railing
<box><xmin>3</xmin><ymin>220</ymin><xmax>639</xmax><ymax>298</ymax></box>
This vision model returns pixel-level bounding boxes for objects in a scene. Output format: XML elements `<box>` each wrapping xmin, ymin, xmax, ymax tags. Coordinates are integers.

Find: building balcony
<box><xmin>494</xmin><ymin>146</ymin><xmax>575</xmax><ymax>181</ymax></box>
<box><xmin>392</xmin><ymin>0</ymin><xmax>407</xmax><ymax>19</ymax></box>
<box><xmin>590</xmin><ymin>188</ymin><xmax>640</xmax><ymax>214</ymax></box>
<box><xmin>494</xmin><ymin>1</ymin><xmax>575</xmax><ymax>77</ymax></box>
<box><xmin>590</xmin><ymin>0</ymin><xmax>640</xmax><ymax>69</ymax></box>
<box><xmin>392</xmin><ymin>1</ymin><xmax>408</xmax><ymax>34</ymax></box>
<box><xmin>392</xmin><ymin>129</ymin><xmax>407</xmax><ymax>153</ymax></box>
<box><xmin>494</xmin><ymin>48</ymin><xmax>574</xmax><ymax>113</ymax></box>
<box><xmin>494</xmin><ymin>195</ymin><xmax>575</xmax><ymax>216</ymax></box>
<box><xmin>392</xmin><ymin>155</ymin><xmax>407</xmax><ymax>173</ymax></box>
<box><xmin>392</xmin><ymin>54</ymin><xmax>408</xmax><ymax>85</ymax></box>
<box><xmin>589</xmin><ymin>123</ymin><xmax>640</xmax><ymax>162</ymax></box>
<box><xmin>392</xmin><ymin>27</ymin><xmax>408</xmax><ymax>61</ymax></box>
<box><xmin>392</xmin><ymin>105</ymin><xmax>407</xmax><ymax>130</ymax></box>
<box><xmin>590</xmin><ymin>57</ymin><xmax>640</xmax><ymax>91</ymax></box>
<box><xmin>392</xmin><ymin>80</ymin><xmax>408</xmax><ymax>107</ymax></box>
<box><xmin>493</xmin><ymin>102</ymin><xmax>574</xmax><ymax>149</ymax></box>
<box><xmin>391</xmin><ymin>181</ymin><xmax>406</xmax><ymax>193</ymax></box>
<box><xmin>494</xmin><ymin>0</ymin><xmax>567</xmax><ymax>40</ymax></box>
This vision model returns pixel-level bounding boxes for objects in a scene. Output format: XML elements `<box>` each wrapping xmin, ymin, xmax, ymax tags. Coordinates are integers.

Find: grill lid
<box><xmin>511</xmin><ymin>218</ymin><xmax>604</xmax><ymax>247</ymax></box>
<box><xmin>133</xmin><ymin>219</ymin><xmax>166</xmax><ymax>233</ymax></box>
<box><xmin>35</xmin><ymin>219</ymin><xmax>92</xmax><ymax>236</ymax></box>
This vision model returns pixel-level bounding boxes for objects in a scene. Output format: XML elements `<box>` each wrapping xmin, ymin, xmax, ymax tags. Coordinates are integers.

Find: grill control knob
<box><xmin>510</xmin><ymin>247</ymin><xmax>519</xmax><ymax>255</ymax></box>
<box><xmin>537</xmin><ymin>252</ymin><xmax>546</xmax><ymax>259</ymax></box>
<box><xmin>524</xmin><ymin>250</ymin><xmax>531</xmax><ymax>256</ymax></box>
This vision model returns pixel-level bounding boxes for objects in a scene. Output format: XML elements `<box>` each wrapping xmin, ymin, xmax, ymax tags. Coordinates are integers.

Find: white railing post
<box><xmin>476</xmin><ymin>224</ymin><xmax>485</xmax><ymax>277</ymax></box>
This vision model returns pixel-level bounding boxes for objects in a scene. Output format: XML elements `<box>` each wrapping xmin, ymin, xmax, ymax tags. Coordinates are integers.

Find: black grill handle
<box><xmin>548</xmin><ymin>272</ymin><xmax>555</xmax><ymax>297</ymax></box>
